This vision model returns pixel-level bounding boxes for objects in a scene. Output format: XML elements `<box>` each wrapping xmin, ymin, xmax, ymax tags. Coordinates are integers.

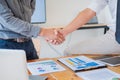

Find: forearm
<box><xmin>1</xmin><ymin>16</ymin><xmax>40</xmax><ymax>37</ymax></box>
<box><xmin>63</xmin><ymin>8</ymin><xmax>96</xmax><ymax>36</ymax></box>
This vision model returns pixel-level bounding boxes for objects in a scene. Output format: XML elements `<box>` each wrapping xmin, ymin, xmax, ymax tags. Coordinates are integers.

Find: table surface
<box><xmin>28</xmin><ymin>55</ymin><xmax>120</xmax><ymax>80</ymax></box>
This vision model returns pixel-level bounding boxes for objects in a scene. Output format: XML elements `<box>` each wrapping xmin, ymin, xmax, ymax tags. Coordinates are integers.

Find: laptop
<box><xmin>98</xmin><ymin>56</ymin><xmax>120</xmax><ymax>66</ymax></box>
<box><xmin>0</xmin><ymin>49</ymin><xmax>47</xmax><ymax>80</ymax></box>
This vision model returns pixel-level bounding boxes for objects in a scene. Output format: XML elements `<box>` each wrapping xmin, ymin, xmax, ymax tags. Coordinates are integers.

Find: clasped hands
<box><xmin>40</xmin><ymin>28</ymin><xmax>65</xmax><ymax>45</ymax></box>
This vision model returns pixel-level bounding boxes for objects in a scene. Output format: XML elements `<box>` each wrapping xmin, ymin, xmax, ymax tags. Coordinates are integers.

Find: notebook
<box><xmin>58</xmin><ymin>56</ymin><xmax>107</xmax><ymax>72</ymax></box>
<box><xmin>0</xmin><ymin>49</ymin><xmax>47</xmax><ymax>80</ymax></box>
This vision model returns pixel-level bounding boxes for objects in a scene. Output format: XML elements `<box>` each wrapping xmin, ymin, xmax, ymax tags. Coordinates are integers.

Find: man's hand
<box><xmin>39</xmin><ymin>28</ymin><xmax>65</xmax><ymax>45</ymax></box>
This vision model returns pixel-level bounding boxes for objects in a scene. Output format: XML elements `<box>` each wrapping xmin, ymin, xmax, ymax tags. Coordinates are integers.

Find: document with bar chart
<box><xmin>27</xmin><ymin>60</ymin><xmax>65</xmax><ymax>75</ymax></box>
<box><xmin>58</xmin><ymin>56</ymin><xmax>106</xmax><ymax>72</ymax></box>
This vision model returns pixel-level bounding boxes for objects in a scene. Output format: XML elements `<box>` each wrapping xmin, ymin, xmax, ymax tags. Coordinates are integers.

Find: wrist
<box><xmin>61</xmin><ymin>29</ymin><xmax>69</xmax><ymax>37</ymax></box>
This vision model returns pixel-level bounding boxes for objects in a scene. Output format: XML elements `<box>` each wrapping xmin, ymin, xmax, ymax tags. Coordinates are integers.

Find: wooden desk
<box><xmin>28</xmin><ymin>56</ymin><xmax>120</xmax><ymax>80</ymax></box>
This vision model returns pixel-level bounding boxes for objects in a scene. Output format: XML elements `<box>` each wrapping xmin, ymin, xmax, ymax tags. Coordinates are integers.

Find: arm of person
<box><xmin>61</xmin><ymin>0</ymin><xmax>108</xmax><ymax>36</ymax></box>
<box><xmin>0</xmin><ymin>1</ymin><xmax>64</xmax><ymax>44</ymax></box>
<box><xmin>0</xmin><ymin>1</ymin><xmax>41</xmax><ymax>38</ymax></box>
<box><xmin>62</xmin><ymin>8</ymin><xmax>96</xmax><ymax>36</ymax></box>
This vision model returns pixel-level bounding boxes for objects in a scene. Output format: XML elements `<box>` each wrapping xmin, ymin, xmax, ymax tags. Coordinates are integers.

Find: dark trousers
<box><xmin>0</xmin><ymin>39</ymin><xmax>39</xmax><ymax>60</ymax></box>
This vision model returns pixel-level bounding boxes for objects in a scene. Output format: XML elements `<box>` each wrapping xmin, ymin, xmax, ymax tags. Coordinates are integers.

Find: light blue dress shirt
<box><xmin>0</xmin><ymin>0</ymin><xmax>41</xmax><ymax>39</ymax></box>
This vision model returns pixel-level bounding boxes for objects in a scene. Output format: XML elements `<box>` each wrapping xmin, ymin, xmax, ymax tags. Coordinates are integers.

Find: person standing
<box><xmin>0</xmin><ymin>0</ymin><xmax>64</xmax><ymax>60</ymax></box>
<box><xmin>59</xmin><ymin>0</ymin><xmax>120</xmax><ymax>55</ymax></box>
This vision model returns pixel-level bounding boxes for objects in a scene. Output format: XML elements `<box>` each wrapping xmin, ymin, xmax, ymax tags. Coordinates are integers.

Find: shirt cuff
<box><xmin>29</xmin><ymin>25</ymin><xmax>41</xmax><ymax>38</ymax></box>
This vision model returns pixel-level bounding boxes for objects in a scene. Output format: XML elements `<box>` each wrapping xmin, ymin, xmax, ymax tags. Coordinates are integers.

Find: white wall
<box><xmin>40</xmin><ymin>0</ymin><xmax>91</xmax><ymax>27</ymax></box>
<box><xmin>39</xmin><ymin>0</ymin><xmax>111</xmax><ymax>27</ymax></box>
<box><xmin>37</xmin><ymin>0</ymin><xmax>112</xmax><ymax>58</ymax></box>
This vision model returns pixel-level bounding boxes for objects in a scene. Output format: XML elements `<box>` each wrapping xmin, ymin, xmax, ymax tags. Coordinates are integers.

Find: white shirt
<box><xmin>88</xmin><ymin>0</ymin><xmax>117</xmax><ymax>32</ymax></box>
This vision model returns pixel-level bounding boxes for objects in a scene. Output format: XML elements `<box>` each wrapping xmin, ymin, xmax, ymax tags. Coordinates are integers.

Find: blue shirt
<box><xmin>0</xmin><ymin>0</ymin><xmax>41</xmax><ymax>39</ymax></box>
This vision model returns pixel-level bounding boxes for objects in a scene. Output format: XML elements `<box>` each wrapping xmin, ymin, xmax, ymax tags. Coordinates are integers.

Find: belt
<box><xmin>0</xmin><ymin>38</ymin><xmax>30</xmax><ymax>43</ymax></box>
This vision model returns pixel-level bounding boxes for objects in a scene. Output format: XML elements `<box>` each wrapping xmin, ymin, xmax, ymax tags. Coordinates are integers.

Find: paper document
<box><xmin>76</xmin><ymin>68</ymin><xmax>120</xmax><ymax>80</ymax></box>
<box><xmin>27</xmin><ymin>60</ymin><xmax>65</xmax><ymax>75</ymax></box>
<box><xmin>58</xmin><ymin>56</ymin><xmax>106</xmax><ymax>72</ymax></box>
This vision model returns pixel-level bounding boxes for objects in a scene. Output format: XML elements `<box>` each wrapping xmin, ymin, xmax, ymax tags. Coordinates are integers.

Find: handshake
<box><xmin>39</xmin><ymin>28</ymin><xmax>67</xmax><ymax>45</ymax></box>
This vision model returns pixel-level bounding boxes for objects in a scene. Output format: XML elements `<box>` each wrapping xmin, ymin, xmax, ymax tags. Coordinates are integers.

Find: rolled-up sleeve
<box><xmin>0</xmin><ymin>2</ymin><xmax>41</xmax><ymax>38</ymax></box>
<box><xmin>88</xmin><ymin>0</ymin><xmax>108</xmax><ymax>14</ymax></box>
